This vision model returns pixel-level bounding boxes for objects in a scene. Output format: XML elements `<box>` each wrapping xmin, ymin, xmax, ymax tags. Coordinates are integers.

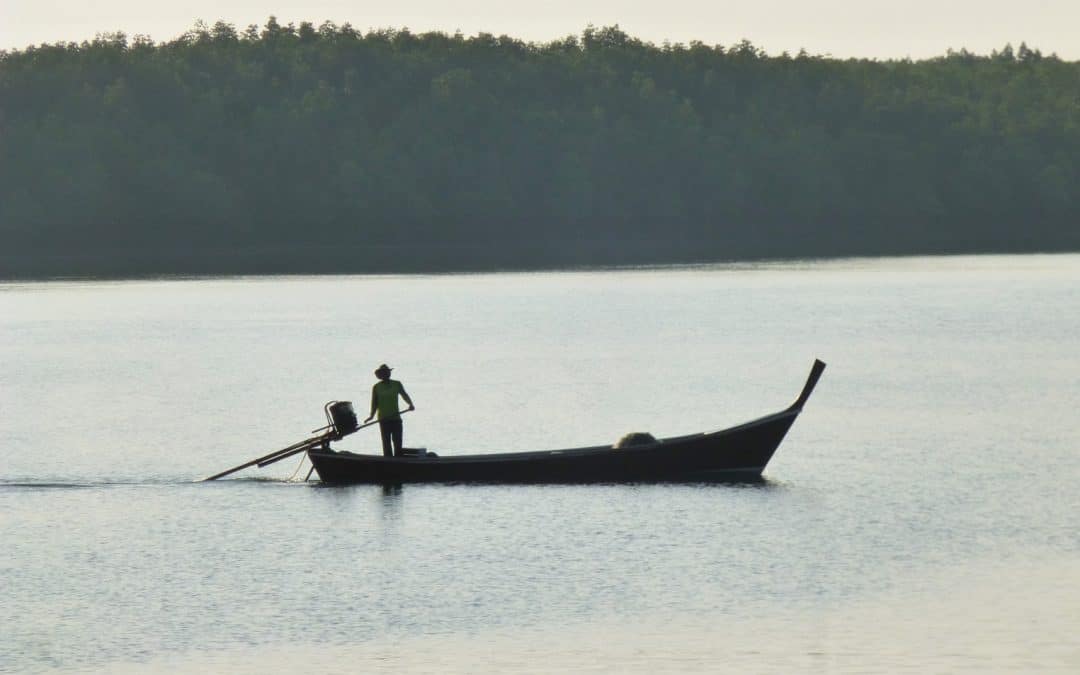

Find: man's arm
<box><xmin>400</xmin><ymin>386</ymin><xmax>415</xmax><ymax>411</ymax></box>
<box><xmin>364</xmin><ymin>386</ymin><xmax>377</xmax><ymax>422</ymax></box>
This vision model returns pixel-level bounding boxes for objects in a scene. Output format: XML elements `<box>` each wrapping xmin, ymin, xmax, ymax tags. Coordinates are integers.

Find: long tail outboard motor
<box><xmin>325</xmin><ymin>401</ymin><xmax>359</xmax><ymax>437</ymax></box>
<box><xmin>202</xmin><ymin>400</ymin><xmax>365</xmax><ymax>481</ymax></box>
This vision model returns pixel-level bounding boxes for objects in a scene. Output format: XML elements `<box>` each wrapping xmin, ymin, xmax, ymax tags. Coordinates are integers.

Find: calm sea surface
<box><xmin>1</xmin><ymin>255</ymin><xmax>1078</xmax><ymax>674</ymax></box>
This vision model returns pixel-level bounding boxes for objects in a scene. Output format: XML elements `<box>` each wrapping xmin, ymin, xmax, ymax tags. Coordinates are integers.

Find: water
<box><xmin>2</xmin><ymin>255</ymin><xmax>1078</xmax><ymax>673</ymax></box>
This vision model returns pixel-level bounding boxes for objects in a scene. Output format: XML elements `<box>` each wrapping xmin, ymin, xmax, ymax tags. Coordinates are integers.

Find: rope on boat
<box><xmin>286</xmin><ymin>453</ymin><xmax>308</xmax><ymax>482</ymax></box>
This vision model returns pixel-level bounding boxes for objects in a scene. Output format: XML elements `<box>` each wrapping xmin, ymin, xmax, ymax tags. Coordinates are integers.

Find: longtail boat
<box><xmin>303</xmin><ymin>359</ymin><xmax>825</xmax><ymax>484</ymax></box>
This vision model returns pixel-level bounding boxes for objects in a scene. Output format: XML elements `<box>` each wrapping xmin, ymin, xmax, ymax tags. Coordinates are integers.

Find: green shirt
<box><xmin>372</xmin><ymin>379</ymin><xmax>405</xmax><ymax>420</ymax></box>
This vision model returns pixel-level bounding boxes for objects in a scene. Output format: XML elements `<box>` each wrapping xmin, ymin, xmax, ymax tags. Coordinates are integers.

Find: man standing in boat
<box><xmin>364</xmin><ymin>364</ymin><xmax>415</xmax><ymax>457</ymax></box>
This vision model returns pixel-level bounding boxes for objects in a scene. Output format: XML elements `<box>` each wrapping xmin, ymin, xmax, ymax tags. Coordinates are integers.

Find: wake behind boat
<box><xmin>203</xmin><ymin>360</ymin><xmax>825</xmax><ymax>484</ymax></box>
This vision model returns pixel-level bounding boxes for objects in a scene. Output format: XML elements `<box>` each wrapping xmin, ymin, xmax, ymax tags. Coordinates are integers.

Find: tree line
<box><xmin>1</xmin><ymin>20</ymin><xmax>1078</xmax><ymax>276</ymax></box>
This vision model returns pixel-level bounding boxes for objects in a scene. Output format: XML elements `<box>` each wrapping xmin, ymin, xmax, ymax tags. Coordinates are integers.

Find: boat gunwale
<box><xmin>309</xmin><ymin>407</ymin><xmax>799</xmax><ymax>465</ymax></box>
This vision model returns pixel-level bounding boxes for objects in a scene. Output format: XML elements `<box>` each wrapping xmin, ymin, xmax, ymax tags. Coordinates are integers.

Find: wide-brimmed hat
<box><xmin>374</xmin><ymin>364</ymin><xmax>393</xmax><ymax>376</ymax></box>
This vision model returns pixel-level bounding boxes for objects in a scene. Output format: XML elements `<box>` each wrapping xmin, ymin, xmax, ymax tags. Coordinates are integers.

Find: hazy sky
<box><xmin>2</xmin><ymin>0</ymin><xmax>1077</xmax><ymax>59</ymax></box>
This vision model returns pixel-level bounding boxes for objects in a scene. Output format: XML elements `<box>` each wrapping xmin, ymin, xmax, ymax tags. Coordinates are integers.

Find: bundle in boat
<box><xmin>613</xmin><ymin>432</ymin><xmax>657</xmax><ymax>448</ymax></box>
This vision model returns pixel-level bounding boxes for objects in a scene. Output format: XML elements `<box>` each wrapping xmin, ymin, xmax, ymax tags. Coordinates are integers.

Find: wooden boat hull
<box><xmin>308</xmin><ymin>360</ymin><xmax>825</xmax><ymax>485</ymax></box>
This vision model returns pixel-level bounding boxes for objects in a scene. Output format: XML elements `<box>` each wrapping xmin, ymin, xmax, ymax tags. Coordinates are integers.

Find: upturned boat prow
<box><xmin>307</xmin><ymin>359</ymin><xmax>826</xmax><ymax>485</ymax></box>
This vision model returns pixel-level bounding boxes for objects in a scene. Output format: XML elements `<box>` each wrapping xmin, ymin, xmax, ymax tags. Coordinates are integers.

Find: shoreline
<box><xmin>2</xmin><ymin>244</ymin><xmax>1076</xmax><ymax>283</ymax></box>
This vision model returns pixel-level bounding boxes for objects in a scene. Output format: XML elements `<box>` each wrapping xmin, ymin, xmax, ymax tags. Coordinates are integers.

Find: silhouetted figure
<box><xmin>364</xmin><ymin>364</ymin><xmax>415</xmax><ymax>457</ymax></box>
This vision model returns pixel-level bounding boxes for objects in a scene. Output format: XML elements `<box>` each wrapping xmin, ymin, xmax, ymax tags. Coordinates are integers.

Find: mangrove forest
<box><xmin>1</xmin><ymin>20</ymin><xmax>1078</xmax><ymax>276</ymax></box>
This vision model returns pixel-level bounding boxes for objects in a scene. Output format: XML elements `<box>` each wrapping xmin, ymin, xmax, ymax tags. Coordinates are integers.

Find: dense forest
<box><xmin>1</xmin><ymin>20</ymin><xmax>1078</xmax><ymax>276</ymax></box>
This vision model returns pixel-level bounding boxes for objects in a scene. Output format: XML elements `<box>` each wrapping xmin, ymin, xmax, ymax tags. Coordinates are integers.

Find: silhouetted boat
<box><xmin>306</xmin><ymin>360</ymin><xmax>825</xmax><ymax>484</ymax></box>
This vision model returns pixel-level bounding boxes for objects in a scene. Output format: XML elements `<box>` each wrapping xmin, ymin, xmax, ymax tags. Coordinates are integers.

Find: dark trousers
<box><xmin>379</xmin><ymin>418</ymin><xmax>403</xmax><ymax>457</ymax></box>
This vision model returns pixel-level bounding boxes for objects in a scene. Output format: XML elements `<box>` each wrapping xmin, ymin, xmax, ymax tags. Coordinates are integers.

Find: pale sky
<box><xmin>2</xmin><ymin>0</ymin><xmax>1077</xmax><ymax>60</ymax></box>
